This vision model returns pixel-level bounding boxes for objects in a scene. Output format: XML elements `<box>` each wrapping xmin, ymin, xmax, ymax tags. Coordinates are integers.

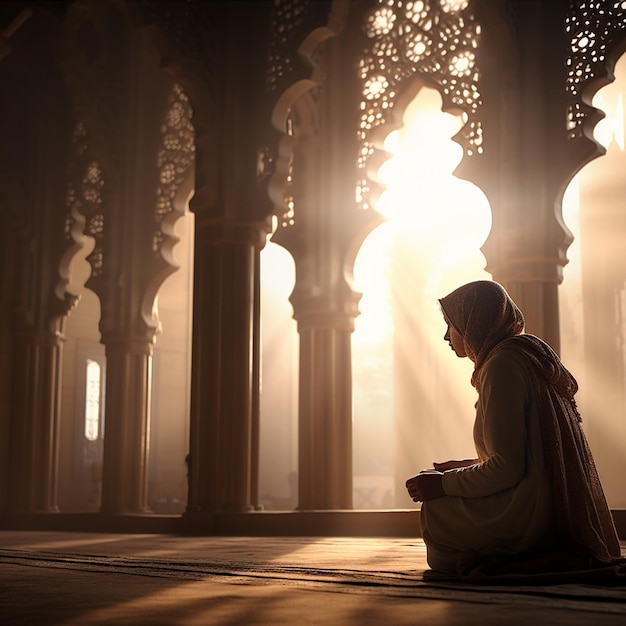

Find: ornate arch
<box><xmin>56</xmin><ymin>121</ymin><xmax>105</xmax><ymax>306</ymax></box>
<box><xmin>141</xmin><ymin>82</ymin><xmax>195</xmax><ymax>334</ymax></box>
<box><xmin>338</xmin><ymin>0</ymin><xmax>482</xmax><ymax>285</ymax></box>
<box><xmin>356</xmin><ymin>0</ymin><xmax>482</xmax><ymax>213</ymax></box>
<box><xmin>59</xmin><ymin>0</ymin><xmax>198</xmax><ymax>342</ymax></box>
<box><xmin>565</xmin><ymin>0</ymin><xmax>626</xmax><ymax>172</ymax></box>
<box><xmin>268</xmin><ymin>0</ymin><xmax>483</xmax><ymax>283</ymax></box>
<box><xmin>265</xmin><ymin>0</ymin><xmax>346</xmax><ymax>224</ymax></box>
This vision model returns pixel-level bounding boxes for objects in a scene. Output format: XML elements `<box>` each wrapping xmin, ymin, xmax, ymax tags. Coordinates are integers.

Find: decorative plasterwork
<box><xmin>264</xmin><ymin>0</ymin><xmax>342</xmax><ymax>228</ymax></box>
<box><xmin>266</xmin><ymin>0</ymin><xmax>335</xmax><ymax>96</ymax></box>
<box><xmin>140</xmin><ymin>82</ymin><xmax>195</xmax><ymax>336</ymax></box>
<box><xmin>357</xmin><ymin>0</ymin><xmax>481</xmax><ymax>210</ymax></box>
<box><xmin>52</xmin><ymin>120</ymin><xmax>102</xmax><ymax>326</ymax></box>
<box><xmin>61</xmin><ymin>121</ymin><xmax>105</xmax><ymax>291</ymax></box>
<box><xmin>60</xmin><ymin>0</ymin><xmax>133</xmax><ymax>187</ymax></box>
<box><xmin>152</xmin><ymin>83</ymin><xmax>195</xmax><ymax>256</ymax></box>
<box><xmin>566</xmin><ymin>0</ymin><xmax>626</xmax><ymax>141</ymax></box>
<box><xmin>132</xmin><ymin>0</ymin><xmax>218</xmax><ymax>96</ymax></box>
<box><xmin>266</xmin><ymin>0</ymin><xmax>309</xmax><ymax>95</ymax></box>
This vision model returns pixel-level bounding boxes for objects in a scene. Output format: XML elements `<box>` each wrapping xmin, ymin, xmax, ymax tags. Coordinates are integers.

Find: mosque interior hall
<box><xmin>1</xmin><ymin>0</ymin><xmax>626</xmax><ymax>623</ymax></box>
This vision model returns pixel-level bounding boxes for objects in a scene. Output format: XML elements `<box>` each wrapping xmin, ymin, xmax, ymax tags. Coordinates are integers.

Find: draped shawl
<box><xmin>439</xmin><ymin>280</ymin><xmax>621</xmax><ymax>563</ymax></box>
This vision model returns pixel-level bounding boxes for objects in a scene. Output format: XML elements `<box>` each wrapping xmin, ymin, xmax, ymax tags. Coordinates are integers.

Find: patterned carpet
<box><xmin>1</xmin><ymin>532</ymin><xmax>625</xmax><ymax>625</ymax></box>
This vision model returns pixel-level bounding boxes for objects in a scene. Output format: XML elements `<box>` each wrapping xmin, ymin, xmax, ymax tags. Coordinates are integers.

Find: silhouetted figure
<box><xmin>406</xmin><ymin>280</ymin><xmax>625</xmax><ymax>581</ymax></box>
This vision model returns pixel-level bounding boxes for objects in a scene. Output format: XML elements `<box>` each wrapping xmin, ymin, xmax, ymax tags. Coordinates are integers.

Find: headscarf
<box><xmin>439</xmin><ymin>280</ymin><xmax>621</xmax><ymax>564</ymax></box>
<box><xmin>439</xmin><ymin>280</ymin><xmax>525</xmax><ymax>387</ymax></box>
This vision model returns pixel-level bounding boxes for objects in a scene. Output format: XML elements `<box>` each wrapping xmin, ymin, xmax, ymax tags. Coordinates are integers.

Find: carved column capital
<box><xmin>195</xmin><ymin>216</ymin><xmax>273</xmax><ymax>249</ymax></box>
<box><xmin>488</xmin><ymin>247</ymin><xmax>571</xmax><ymax>287</ymax></box>
<box><xmin>290</xmin><ymin>287</ymin><xmax>362</xmax><ymax>334</ymax></box>
<box><xmin>101</xmin><ymin>334</ymin><xmax>155</xmax><ymax>357</ymax></box>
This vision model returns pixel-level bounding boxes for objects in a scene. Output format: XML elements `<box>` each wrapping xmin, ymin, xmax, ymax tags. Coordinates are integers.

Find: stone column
<box><xmin>294</xmin><ymin>305</ymin><xmax>358</xmax><ymax>510</ymax></box>
<box><xmin>0</xmin><ymin>42</ymin><xmax>74</xmax><ymax>514</ymax></box>
<box><xmin>499</xmin><ymin>274</ymin><xmax>563</xmax><ymax>353</ymax></box>
<box><xmin>266</xmin><ymin>5</ymin><xmax>378</xmax><ymax>510</ymax></box>
<box><xmin>186</xmin><ymin>219</ymin><xmax>268</xmax><ymax>514</ymax></box>
<box><xmin>9</xmin><ymin>325</ymin><xmax>65</xmax><ymax>513</ymax></box>
<box><xmin>100</xmin><ymin>336</ymin><xmax>154</xmax><ymax>514</ymax></box>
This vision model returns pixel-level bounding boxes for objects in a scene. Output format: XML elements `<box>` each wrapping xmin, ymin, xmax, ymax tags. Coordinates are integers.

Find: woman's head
<box><xmin>439</xmin><ymin>280</ymin><xmax>525</xmax><ymax>365</ymax></box>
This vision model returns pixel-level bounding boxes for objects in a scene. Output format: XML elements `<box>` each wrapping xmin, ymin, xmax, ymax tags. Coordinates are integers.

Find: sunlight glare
<box><xmin>354</xmin><ymin>87</ymin><xmax>492</xmax><ymax>340</ymax></box>
<box><xmin>259</xmin><ymin>240</ymin><xmax>299</xmax><ymax>510</ymax></box>
<box><xmin>352</xmin><ymin>85</ymin><xmax>492</xmax><ymax>508</ymax></box>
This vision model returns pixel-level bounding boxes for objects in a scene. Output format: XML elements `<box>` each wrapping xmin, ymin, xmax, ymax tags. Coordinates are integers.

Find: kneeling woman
<box><xmin>406</xmin><ymin>280</ymin><xmax>621</xmax><ymax>577</ymax></box>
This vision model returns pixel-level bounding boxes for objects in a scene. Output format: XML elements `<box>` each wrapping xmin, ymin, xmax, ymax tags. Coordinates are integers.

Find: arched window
<box><xmin>84</xmin><ymin>358</ymin><xmax>104</xmax><ymax>441</ymax></box>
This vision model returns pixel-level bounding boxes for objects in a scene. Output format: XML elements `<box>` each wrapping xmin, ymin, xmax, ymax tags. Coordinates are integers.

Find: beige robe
<box><xmin>420</xmin><ymin>347</ymin><xmax>554</xmax><ymax>573</ymax></box>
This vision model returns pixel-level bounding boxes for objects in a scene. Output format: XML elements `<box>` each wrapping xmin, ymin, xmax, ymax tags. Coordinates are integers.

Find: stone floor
<box><xmin>0</xmin><ymin>531</ymin><xmax>625</xmax><ymax>625</ymax></box>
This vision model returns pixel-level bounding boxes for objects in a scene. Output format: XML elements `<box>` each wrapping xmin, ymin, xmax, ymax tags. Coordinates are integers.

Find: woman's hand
<box><xmin>405</xmin><ymin>471</ymin><xmax>445</xmax><ymax>502</ymax></box>
<box><xmin>433</xmin><ymin>459</ymin><xmax>478</xmax><ymax>471</ymax></box>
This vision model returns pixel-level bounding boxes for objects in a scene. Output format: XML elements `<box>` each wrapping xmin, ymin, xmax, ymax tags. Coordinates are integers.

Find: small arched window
<box><xmin>84</xmin><ymin>358</ymin><xmax>102</xmax><ymax>441</ymax></box>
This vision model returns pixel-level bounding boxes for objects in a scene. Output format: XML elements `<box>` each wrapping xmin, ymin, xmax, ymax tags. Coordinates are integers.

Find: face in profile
<box><xmin>444</xmin><ymin>323</ymin><xmax>467</xmax><ymax>358</ymax></box>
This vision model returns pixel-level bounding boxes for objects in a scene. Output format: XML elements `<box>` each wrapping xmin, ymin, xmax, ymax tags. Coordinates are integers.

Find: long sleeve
<box><xmin>442</xmin><ymin>351</ymin><xmax>530</xmax><ymax>498</ymax></box>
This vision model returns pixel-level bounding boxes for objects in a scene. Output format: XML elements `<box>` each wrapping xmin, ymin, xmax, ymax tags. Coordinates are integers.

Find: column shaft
<box><xmin>100</xmin><ymin>338</ymin><xmax>153</xmax><ymax>514</ymax></box>
<box><xmin>297</xmin><ymin>314</ymin><xmax>354</xmax><ymax>510</ymax></box>
<box><xmin>187</xmin><ymin>222</ymin><xmax>264</xmax><ymax>514</ymax></box>
<box><xmin>10</xmin><ymin>329</ymin><xmax>63</xmax><ymax>513</ymax></box>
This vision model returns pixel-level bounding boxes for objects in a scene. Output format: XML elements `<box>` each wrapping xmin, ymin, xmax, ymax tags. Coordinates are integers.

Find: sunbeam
<box><xmin>353</xmin><ymin>86</ymin><xmax>492</xmax><ymax>509</ymax></box>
